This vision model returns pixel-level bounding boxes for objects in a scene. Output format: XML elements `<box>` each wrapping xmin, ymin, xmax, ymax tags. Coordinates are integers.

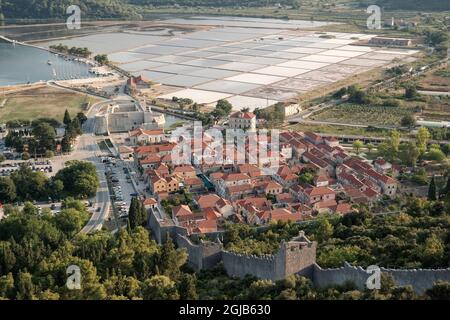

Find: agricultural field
<box><xmin>310</xmin><ymin>102</ymin><xmax>415</xmax><ymax>127</ymax></box>
<box><xmin>417</xmin><ymin>66</ymin><xmax>450</xmax><ymax>92</ymax></box>
<box><xmin>285</xmin><ymin>122</ymin><xmax>396</xmax><ymax>138</ymax></box>
<box><xmin>420</xmin><ymin>97</ymin><xmax>450</xmax><ymax>121</ymax></box>
<box><xmin>0</xmin><ymin>86</ymin><xmax>98</xmax><ymax>123</ymax></box>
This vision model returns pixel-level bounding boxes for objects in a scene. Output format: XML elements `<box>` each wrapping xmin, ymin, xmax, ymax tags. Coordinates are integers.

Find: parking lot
<box><xmin>0</xmin><ymin>159</ymin><xmax>54</xmax><ymax>176</ymax></box>
<box><xmin>104</xmin><ymin>158</ymin><xmax>138</xmax><ymax>220</ymax></box>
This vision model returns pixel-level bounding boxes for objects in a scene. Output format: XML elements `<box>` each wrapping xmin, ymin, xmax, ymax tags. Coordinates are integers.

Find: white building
<box><xmin>128</xmin><ymin>128</ymin><xmax>166</xmax><ymax>145</ymax></box>
<box><xmin>229</xmin><ymin>111</ymin><xmax>257</xmax><ymax>130</ymax></box>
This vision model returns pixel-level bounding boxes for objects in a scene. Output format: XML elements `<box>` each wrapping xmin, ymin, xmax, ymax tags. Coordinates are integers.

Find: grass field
<box><xmin>0</xmin><ymin>86</ymin><xmax>98</xmax><ymax>123</ymax></box>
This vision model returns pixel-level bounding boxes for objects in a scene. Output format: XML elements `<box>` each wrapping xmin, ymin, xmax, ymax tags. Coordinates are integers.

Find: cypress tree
<box><xmin>128</xmin><ymin>197</ymin><xmax>139</xmax><ymax>230</ymax></box>
<box><xmin>63</xmin><ymin>109</ymin><xmax>72</xmax><ymax>126</ymax></box>
<box><xmin>428</xmin><ymin>176</ymin><xmax>437</xmax><ymax>201</ymax></box>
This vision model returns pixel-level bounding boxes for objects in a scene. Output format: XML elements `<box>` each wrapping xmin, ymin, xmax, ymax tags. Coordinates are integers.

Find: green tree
<box><xmin>158</xmin><ymin>237</ymin><xmax>187</xmax><ymax>280</ymax></box>
<box><xmin>421</xmin><ymin>234</ymin><xmax>444</xmax><ymax>266</ymax></box>
<box><xmin>366</xmin><ymin>143</ymin><xmax>374</xmax><ymax>154</ymax></box>
<box><xmin>53</xmin><ymin>208</ymin><xmax>89</xmax><ymax>237</ymax></box>
<box><xmin>426</xmin><ymin>281</ymin><xmax>450</xmax><ymax>300</ymax></box>
<box><xmin>424</xmin><ymin>148</ymin><xmax>446</xmax><ymax>162</ymax></box>
<box><xmin>55</xmin><ymin>161</ymin><xmax>99</xmax><ymax>198</ymax></box>
<box><xmin>128</xmin><ymin>197</ymin><xmax>147</xmax><ymax>230</ymax></box>
<box><xmin>32</xmin><ymin>122</ymin><xmax>56</xmax><ymax>153</ymax></box>
<box><xmin>11</xmin><ymin>166</ymin><xmax>49</xmax><ymax>200</ymax></box>
<box><xmin>400</xmin><ymin>114</ymin><xmax>416</xmax><ymax>128</ymax></box>
<box><xmin>388</xmin><ymin>130</ymin><xmax>401</xmax><ymax>158</ymax></box>
<box><xmin>142</xmin><ymin>275</ymin><xmax>179</xmax><ymax>300</ymax></box>
<box><xmin>315</xmin><ymin>218</ymin><xmax>334</xmax><ymax>242</ymax></box>
<box><xmin>76</xmin><ymin>112</ymin><xmax>88</xmax><ymax>125</ymax></box>
<box><xmin>428</xmin><ymin>176</ymin><xmax>437</xmax><ymax>201</ymax></box>
<box><xmin>352</xmin><ymin>140</ymin><xmax>364</xmax><ymax>155</ymax></box>
<box><xmin>63</xmin><ymin>109</ymin><xmax>72</xmax><ymax>126</ymax></box>
<box><xmin>15</xmin><ymin>271</ymin><xmax>36</xmax><ymax>300</ymax></box>
<box><xmin>94</xmin><ymin>54</ymin><xmax>109</xmax><ymax>65</ymax></box>
<box><xmin>417</xmin><ymin>127</ymin><xmax>431</xmax><ymax>155</ymax></box>
<box><xmin>61</xmin><ymin>134</ymin><xmax>72</xmax><ymax>153</ymax></box>
<box><xmin>178</xmin><ymin>274</ymin><xmax>198</xmax><ymax>300</ymax></box>
<box><xmin>404</xmin><ymin>86</ymin><xmax>419</xmax><ymax>99</ymax></box>
<box><xmin>399</xmin><ymin>142</ymin><xmax>420</xmax><ymax>166</ymax></box>
<box><xmin>0</xmin><ymin>242</ymin><xmax>16</xmax><ymax>274</ymax></box>
<box><xmin>0</xmin><ymin>273</ymin><xmax>15</xmax><ymax>299</ymax></box>
<box><xmin>0</xmin><ymin>177</ymin><xmax>16</xmax><ymax>203</ymax></box>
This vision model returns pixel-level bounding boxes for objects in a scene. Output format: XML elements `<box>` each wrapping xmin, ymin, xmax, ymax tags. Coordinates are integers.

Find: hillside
<box><xmin>377</xmin><ymin>0</ymin><xmax>450</xmax><ymax>11</ymax></box>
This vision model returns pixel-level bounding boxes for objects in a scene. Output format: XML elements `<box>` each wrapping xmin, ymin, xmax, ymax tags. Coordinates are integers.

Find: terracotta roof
<box><xmin>134</xmin><ymin>143</ymin><xmax>176</xmax><ymax>155</ymax></box>
<box><xmin>197</xmin><ymin>194</ymin><xmax>221</xmax><ymax>209</ymax></box>
<box><xmin>236</xmin><ymin>197</ymin><xmax>271</xmax><ymax>210</ymax></box>
<box><xmin>203</xmin><ymin>207</ymin><xmax>222</xmax><ymax>220</ymax></box>
<box><xmin>210</xmin><ymin>172</ymin><xmax>224</xmax><ymax>181</ymax></box>
<box><xmin>230</xmin><ymin>111</ymin><xmax>256</xmax><ymax>119</ymax></box>
<box><xmin>184</xmin><ymin>177</ymin><xmax>203</xmax><ymax>186</ymax></box>
<box><xmin>140</xmin><ymin>154</ymin><xmax>161</xmax><ymax>164</ymax></box>
<box><xmin>224</xmin><ymin>173</ymin><xmax>250</xmax><ymax>182</ymax></box>
<box><xmin>263</xmin><ymin>181</ymin><xmax>282</xmax><ymax>190</ymax></box>
<box><xmin>332</xmin><ymin>202</ymin><xmax>353</xmax><ymax>214</ymax></box>
<box><xmin>238</xmin><ymin>164</ymin><xmax>261</xmax><ymax>175</ymax></box>
<box><xmin>269</xmin><ymin>208</ymin><xmax>302</xmax><ymax>223</ymax></box>
<box><xmin>276</xmin><ymin>193</ymin><xmax>294</xmax><ymax>203</ymax></box>
<box><xmin>305</xmin><ymin>186</ymin><xmax>335</xmax><ymax>197</ymax></box>
<box><xmin>315</xmin><ymin>175</ymin><xmax>329</xmax><ymax>183</ymax></box>
<box><xmin>314</xmin><ymin>199</ymin><xmax>338</xmax><ymax>209</ymax></box>
<box><xmin>339</xmin><ymin>172</ymin><xmax>364</xmax><ymax>189</ymax></box>
<box><xmin>173</xmin><ymin>165</ymin><xmax>196</xmax><ymax>174</ymax></box>
<box><xmin>304</xmin><ymin>131</ymin><xmax>322</xmax><ymax>142</ymax></box>
<box><xmin>172</xmin><ymin>205</ymin><xmax>193</xmax><ymax>218</ymax></box>
<box><xmin>143</xmin><ymin>198</ymin><xmax>157</xmax><ymax>206</ymax></box>
<box><xmin>228</xmin><ymin>183</ymin><xmax>253</xmax><ymax>194</ymax></box>
<box><xmin>129</xmin><ymin>128</ymin><xmax>164</xmax><ymax>137</ymax></box>
<box><xmin>216</xmin><ymin>198</ymin><xmax>231</xmax><ymax>209</ymax></box>
<box><xmin>151</xmin><ymin>175</ymin><xmax>165</xmax><ymax>184</ymax></box>
<box><xmin>366</xmin><ymin>168</ymin><xmax>397</xmax><ymax>184</ymax></box>
<box><xmin>193</xmin><ymin>219</ymin><xmax>217</xmax><ymax>233</ymax></box>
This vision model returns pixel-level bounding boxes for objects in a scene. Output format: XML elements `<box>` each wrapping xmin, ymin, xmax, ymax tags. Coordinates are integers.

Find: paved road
<box><xmin>418</xmin><ymin>90</ymin><xmax>450</xmax><ymax>96</ymax></box>
<box><xmin>78</xmin><ymin>100</ymin><xmax>116</xmax><ymax>234</ymax></box>
<box><xmin>47</xmin><ymin>81</ymin><xmax>136</xmax><ymax>234</ymax></box>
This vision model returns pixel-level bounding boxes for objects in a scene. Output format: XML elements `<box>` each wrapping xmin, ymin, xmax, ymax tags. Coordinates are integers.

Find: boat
<box><xmin>47</xmin><ymin>60</ymin><xmax>52</xmax><ymax>65</ymax></box>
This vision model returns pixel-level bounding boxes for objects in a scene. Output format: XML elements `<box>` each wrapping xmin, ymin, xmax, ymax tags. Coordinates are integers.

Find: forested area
<box><xmin>0</xmin><ymin>161</ymin><xmax>100</xmax><ymax>204</ymax></box>
<box><xmin>129</xmin><ymin>0</ymin><xmax>295</xmax><ymax>7</ymax></box>
<box><xmin>0</xmin><ymin>0</ymin><xmax>139</xmax><ymax>19</ymax></box>
<box><xmin>377</xmin><ymin>0</ymin><xmax>450</xmax><ymax>11</ymax></box>
<box><xmin>1</xmin><ymin>203</ymin><xmax>449</xmax><ymax>300</ymax></box>
<box><xmin>221</xmin><ymin>195</ymin><xmax>450</xmax><ymax>270</ymax></box>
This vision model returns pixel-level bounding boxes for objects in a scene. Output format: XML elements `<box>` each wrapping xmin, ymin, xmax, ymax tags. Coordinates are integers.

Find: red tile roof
<box><xmin>173</xmin><ymin>205</ymin><xmax>193</xmax><ymax>218</ymax></box>
<box><xmin>230</xmin><ymin>111</ymin><xmax>256</xmax><ymax>119</ymax></box>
